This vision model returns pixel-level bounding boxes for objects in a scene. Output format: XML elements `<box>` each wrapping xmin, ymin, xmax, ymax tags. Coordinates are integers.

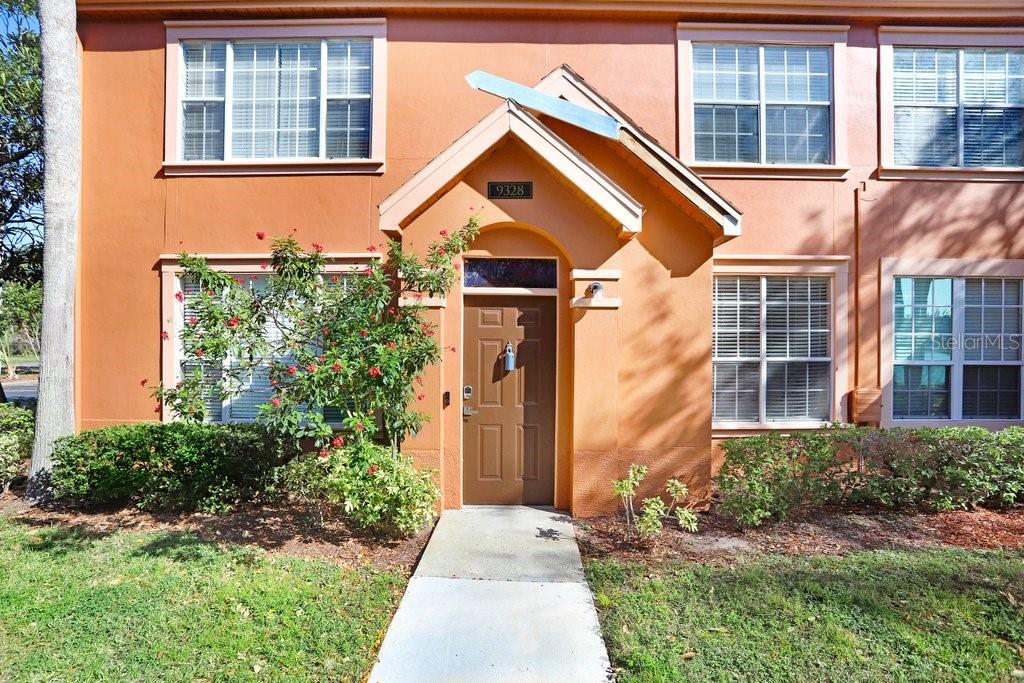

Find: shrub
<box><xmin>278</xmin><ymin>440</ymin><xmax>438</xmax><ymax>536</ymax></box>
<box><xmin>0</xmin><ymin>403</ymin><xmax>33</xmax><ymax>492</ymax></box>
<box><xmin>50</xmin><ymin>422</ymin><xmax>295</xmax><ymax>512</ymax></box>
<box><xmin>612</xmin><ymin>464</ymin><xmax>698</xmax><ymax>540</ymax></box>
<box><xmin>716</xmin><ymin>425</ymin><xmax>1024</xmax><ymax>527</ymax></box>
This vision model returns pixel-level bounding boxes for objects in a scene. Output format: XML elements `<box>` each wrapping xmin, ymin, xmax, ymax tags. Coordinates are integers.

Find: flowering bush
<box><xmin>150</xmin><ymin>216</ymin><xmax>478</xmax><ymax>532</ymax></box>
<box><xmin>154</xmin><ymin>216</ymin><xmax>479</xmax><ymax>455</ymax></box>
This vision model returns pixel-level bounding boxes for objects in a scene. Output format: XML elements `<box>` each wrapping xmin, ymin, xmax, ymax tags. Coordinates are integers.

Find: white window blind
<box><xmin>893</xmin><ymin>276</ymin><xmax>1024</xmax><ymax>420</ymax></box>
<box><xmin>180</xmin><ymin>38</ymin><xmax>373</xmax><ymax>162</ymax></box>
<box><xmin>694</xmin><ymin>43</ymin><xmax>833</xmax><ymax>165</ymax></box>
<box><xmin>713</xmin><ymin>275</ymin><xmax>833</xmax><ymax>424</ymax></box>
<box><xmin>893</xmin><ymin>47</ymin><xmax>1024</xmax><ymax>168</ymax></box>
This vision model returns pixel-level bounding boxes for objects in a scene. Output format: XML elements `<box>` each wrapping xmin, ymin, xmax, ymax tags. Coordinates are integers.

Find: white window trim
<box><xmin>879</xmin><ymin>26</ymin><xmax>1024</xmax><ymax>181</ymax></box>
<box><xmin>881</xmin><ymin>257</ymin><xmax>1024</xmax><ymax>428</ymax></box>
<box><xmin>159</xmin><ymin>253</ymin><xmax>379</xmax><ymax>422</ymax></box>
<box><xmin>712</xmin><ymin>256</ymin><xmax>850</xmax><ymax>435</ymax></box>
<box><xmin>163</xmin><ymin>19</ymin><xmax>387</xmax><ymax>176</ymax></box>
<box><xmin>677</xmin><ymin>23</ymin><xmax>850</xmax><ymax>179</ymax></box>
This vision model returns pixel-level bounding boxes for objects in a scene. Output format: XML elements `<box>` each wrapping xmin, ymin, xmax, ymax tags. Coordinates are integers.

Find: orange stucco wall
<box><xmin>77</xmin><ymin>10</ymin><xmax>1024</xmax><ymax>515</ymax></box>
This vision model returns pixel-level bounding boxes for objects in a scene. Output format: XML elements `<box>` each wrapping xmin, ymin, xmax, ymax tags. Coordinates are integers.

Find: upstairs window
<box><xmin>893</xmin><ymin>47</ymin><xmax>1024</xmax><ymax>168</ymax></box>
<box><xmin>692</xmin><ymin>44</ymin><xmax>833</xmax><ymax>165</ymax></box>
<box><xmin>180</xmin><ymin>38</ymin><xmax>372</xmax><ymax>162</ymax></box>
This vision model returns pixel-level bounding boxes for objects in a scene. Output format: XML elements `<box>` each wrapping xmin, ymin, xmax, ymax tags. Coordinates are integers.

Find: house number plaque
<box><xmin>487</xmin><ymin>181</ymin><xmax>533</xmax><ymax>199</ymax></box>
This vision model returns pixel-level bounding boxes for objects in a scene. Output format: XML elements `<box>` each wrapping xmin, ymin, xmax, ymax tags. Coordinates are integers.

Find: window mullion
<box><xmin>951</xmin><ymin>277</ymin><xmax>965</xmax><ymax>420</ymax></box>
<box><xmin>757</xmin><ymin>45</ymin><xmax>767</xmax><ymax>164</ymax></box>
<box><xmin>759</xmin><ymin>275</ymin><xmax>768</xmax><ymax>424</ymax></box>
<box><xmin>224</xmin><ymin>42</ymin><xmax>234</xmax><ymax>162</ymax></box>
<box><xmin>957</xmin><ymin>48</ymin><xmax>965</xmax><ymax>168</ymax></box>
<box><xmin>319</xmin><ymin>40</ymin><xmax>328</xmax><ymax>159</ymax></box>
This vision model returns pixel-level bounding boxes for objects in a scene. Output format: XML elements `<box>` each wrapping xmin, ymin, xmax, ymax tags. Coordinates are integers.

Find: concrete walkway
<box><xmin>370</xmin><ymin>506</ymin><xmax>612</xmax><ymax>682</ymax></box>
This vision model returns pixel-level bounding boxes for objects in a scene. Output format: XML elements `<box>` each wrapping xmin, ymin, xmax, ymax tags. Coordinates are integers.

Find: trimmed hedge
<box><xmin>0</xmin><ymin>403</ymin><xmax>34</xmax><ymax>492</ymax></box>
<box><xmin>50</xmin><ymin>422</ymin><xmax>297</xmax><ymax>513</ymax></box>
<box><xmin>716</xmin><ymin>425</ymin><xmax>1024</xmax><ymax>528</ymax></box>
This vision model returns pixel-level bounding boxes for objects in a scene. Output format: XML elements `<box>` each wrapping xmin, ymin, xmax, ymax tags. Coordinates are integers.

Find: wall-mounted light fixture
<box><xmin>586</xmin><ymin>281</ymin><xmax>604</xmax><ymax>299</ymax></box>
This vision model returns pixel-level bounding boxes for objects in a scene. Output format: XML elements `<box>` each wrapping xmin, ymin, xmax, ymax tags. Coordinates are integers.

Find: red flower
<box><xmin>362</xmin><ymin>267</ymin><xmax>373</xmax><ymax>276</ymax></box>
<box><xmin>256</xmin><ymin>231</ymin><xmax>266</xmax><ymax>240</ymax></box>
<box><xmin>270</xmin><ymin>397</ymin><xmax>281</xmax><ymax>407</ymax></box>
<box><xmin>260</xmin><ymin>262</ymin><xmax>269</xmax><ymax>270</ymax></box>
<box><xmin>322</xmin><ymin>326</ymin><xmax>331</xmax><ymax>335</ymax></box>
<box><xmin>175</xmin><ymin>381</ymin><xmax>183</xmax><ymax>389</ymax></box>
<box><xmin>161</xmin><ymin>331</ymin><xmax>170</xmax><ymax>340</ymax></box>
<box><xmin>360</xmin><ymin>328</ymin><xmax>369</xmax><ymax>337</ymax></box>
<box><xmin>386</xmin><ymin>341</ymin><xmax>397</xmax><ymax>349</ymax></box>
<box><xmin>331</xmin><ymin>435</ymin><xmax>344</xmax><ymax>448</ymax></box>
<box><xmin>305</xmin><ymin>363</ymin><xmax>317</xmax><ymax>373</ymax></box>
<box><xmin>367</xmin><ymin>464</ymin><xmax>379</xmax><ymax>475</ymax></box>
<box><xmin>234</xmin><ymin>277</ymin><xmax>244</xmax><ymax>285</ymax></box>
<box><xmin>368</xmin><ymin>367</ymin><xmax>382</xmax><ymax>377</ymax></box>
<box><xmin>438</xmin><ymin>247</ymin><xmax>447</xmax><ymax>256</ymax></box>
<box><xmin>317</xmin><ymin>354</ymin><xmax>326</xmax><ymax>363</ymax></box>
<box><xmin>154</xmin><ymin>403</ymin><xmax>162</xmax><ymax>413</ymax></box>
<box><xmin>140</xmin><ymin>378</ymin><xmax>148</xmax><ymax>387</ymax></box>
<box><xmin>270</xmin><ymin>378</ymin><xmax>278</xmax><ymax>387</ymax></box>
<box><xmin>367</xmin><ymin>245</ymin><xmax>377</xmax><ymax>252</ymax></box>
<box><xmin>227</xmin><ymin>316</ymin><xmax>240</xmax><ymax>327</ymax></box>
<box><xmin>387</xmin><ymin>307</ymin><xmax>396</xmax><ymax>315</ymax></box>
<box><xmin>311</xmin><ymin>242</ymin><xmax>324</xmax><ymax>253</ymax></box>
<box><xmin>330</xmin><ymin>275</ymin><xmax>339</xmax><ymax>283</ymax></box>
<box><xmin>331</xmin><ymin>362</ymin><xmax>342</xmax><ymax>373</ymax></box>
<box><xmin>195</xmin><ymin>348</ymin><xmax>205</xmax><ymax>358</ymax></box>
<box><xmin>287</xmin><ymin>365</ymin><xmax>298</xmax><ymax>376</ymax></box>
<box><xmin>440</xmin><ymin>229</ymin><xmax>448</xmax><ymax>237</ymax></box>
<box><xmin>319</xmin><ymin>449</ymin><xmax>330</xmax><ymax>459</ymax></box>
<box><xmin>175</xmin><ymin>291</ymin><xmax>184</xmax><ymax>303</ymax></box>
<box><xmin>453</xmin><ymin>262</ymin><xmax>461</xmax><ymax>271</ymax></box>
<box><xmin>423</xmin><ymin>329</ymin><xmax>435</xmax><ymax>338</ymax></box>
<box><xmin>354</xmin><ymin>422</ymin><xmax>365</xmax><ymax>433</ymax></box>
<box><xmin>250</xmin><ymin>274</ymin><xmax>258</xmax><ymax>281</ymax></box>
<box><xmin>417</xmin><ymin>393</ymin><xmax>425</xmax><ymax>401</ymax></box>
<box><xmin>189</xmin><ymin>316</ymin><xmax>198</xmax><ymax>326</ymax></box>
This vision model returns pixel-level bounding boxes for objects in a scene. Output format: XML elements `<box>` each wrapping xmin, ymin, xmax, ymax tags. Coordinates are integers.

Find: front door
<box><xmin>463</xmin><ymin>296</ymin><xmax>556</xmax><ymax>505</ymax></box>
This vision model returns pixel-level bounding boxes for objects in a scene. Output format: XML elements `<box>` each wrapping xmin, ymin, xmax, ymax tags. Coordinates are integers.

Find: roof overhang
<box><xmin>378</xmin><ymin>99</ymin><xmax>645</xmax><ymax>237</ymax></box>
<box><xmin>379</xmin><ymin>65</ymin><xmax>742</xmax><ymax>244</ymax></box>
<box><xmin>535</xmin><ymin>65</ymin><xmax>742</xmax><ymax>243</ymax></box>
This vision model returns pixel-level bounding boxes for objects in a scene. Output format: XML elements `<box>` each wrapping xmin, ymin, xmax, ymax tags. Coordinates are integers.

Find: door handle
<box><xmin>463</xmin><ymin>405</ymin><xmax>478</xmax><ymax>417</ymax></box>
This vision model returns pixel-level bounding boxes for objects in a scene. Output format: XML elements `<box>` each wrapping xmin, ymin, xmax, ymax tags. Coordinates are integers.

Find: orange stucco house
<box><xmin>75</xmin><ymin>0</ymin><xmax>1024</xmax><ymax>515</ymax></box>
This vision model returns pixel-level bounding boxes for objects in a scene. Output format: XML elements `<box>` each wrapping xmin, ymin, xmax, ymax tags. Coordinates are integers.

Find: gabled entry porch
<box><xmin>379</xmin><ymin>66</ymin><xmax>742</xmax><ymax>516</ymax></box>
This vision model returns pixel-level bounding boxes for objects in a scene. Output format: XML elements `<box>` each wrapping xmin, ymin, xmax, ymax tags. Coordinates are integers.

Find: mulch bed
<box><xmin>575</xmin><ymin>505</ymin><xmax>1024</xmax><ymax>565</ymax></box>
<box><xmin>0</xmin><ymin>492</ymin><xmax>431</xmax><ymax>573</ymax></box>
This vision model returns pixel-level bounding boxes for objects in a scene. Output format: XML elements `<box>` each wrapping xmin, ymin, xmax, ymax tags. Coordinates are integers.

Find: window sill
<box><xmin>689</xmin><ymin>163</ymin><xmax>850</xmax><ymax>180</ymax></box>
<box><xmin>162</xmin><ymin>159</ymin><xmax>385</xmax><ymax>177</ymax></box>
<box><xmin>713</xmin><ymin>420</ymin><xmax>831</xmax><ymax>436</ymax></box>
<box><xmin>879</xmin><ymin>166</ymin><xmax>1024</xmax><ymax>182</ymax></box>
<box><xmin>883</xmin><ymin>417</ymin><xmax>1024</xmax><ymax>429</ymax></box>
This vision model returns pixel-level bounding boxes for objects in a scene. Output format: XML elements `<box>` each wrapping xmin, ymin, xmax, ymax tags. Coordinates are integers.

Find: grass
<box><xmin>586</xmin><ymin>549</ymin><xmax>1024</xmax><ymax>682</ymax></box>
<box><xmin>0</xmin><ymin>517</ymin><xmax>407</xmax><ymax>682</ymax></box>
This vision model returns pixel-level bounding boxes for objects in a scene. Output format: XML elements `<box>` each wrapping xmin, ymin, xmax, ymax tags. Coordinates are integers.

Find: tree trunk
<box><xmin>28</xmin><ymin>0</ymin><xmax>80</xmax><ymax>501</ymax></box>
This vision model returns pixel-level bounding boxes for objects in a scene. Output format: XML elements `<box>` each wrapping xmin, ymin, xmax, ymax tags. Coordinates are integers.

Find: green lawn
<box><xmin>587</xmin><ymin>549</ymin><xmax>1024</xmax><ymax>682</ymax></box>
<box><xmin>0</xmin><ymin>518</ymin><xmax>406</xmax><ymax>682</ymax></box>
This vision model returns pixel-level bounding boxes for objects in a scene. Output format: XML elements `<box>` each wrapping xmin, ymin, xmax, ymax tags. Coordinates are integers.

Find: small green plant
<box><xmin>612</xmin><ymin>465</ymin><xmax>699</xmax><ymax>540</ymax></box>
<box><xmin>0</xmin><ymin>403</ymin><xmax>33</xmax><ymax>492</ymax></box>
